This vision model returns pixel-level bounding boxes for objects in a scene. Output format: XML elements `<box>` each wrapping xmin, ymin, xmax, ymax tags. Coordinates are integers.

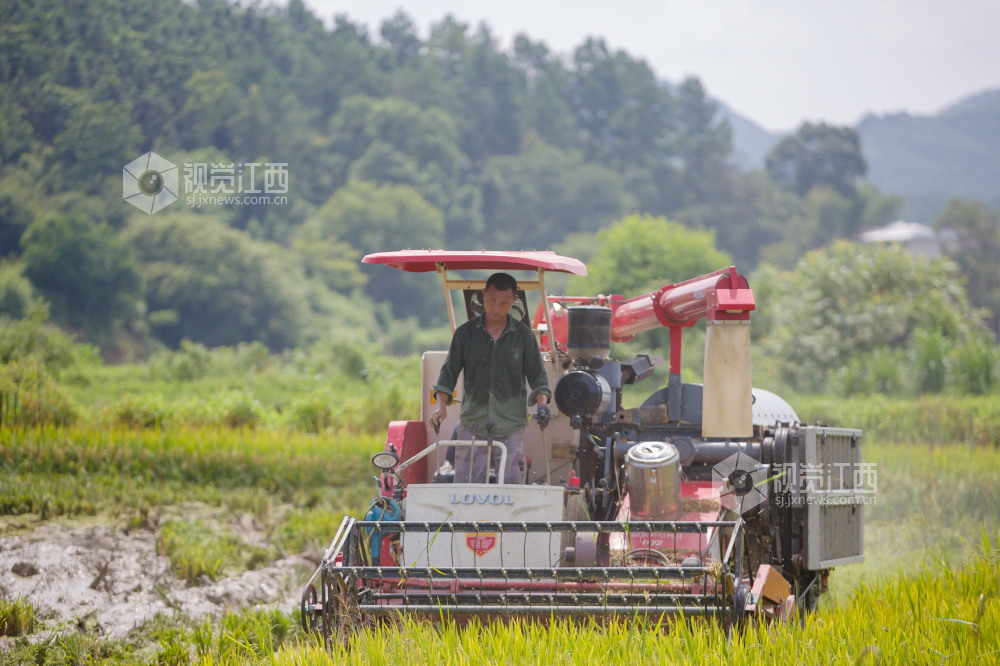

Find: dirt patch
<box><xmin>0</xmin><ymin>524</ymin><xmax>312</xmax><ymax>638</ymax></box>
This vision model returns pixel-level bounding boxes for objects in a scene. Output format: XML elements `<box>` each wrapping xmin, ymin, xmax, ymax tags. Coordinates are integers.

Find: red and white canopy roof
<box><xmin>361</xmin><ymin>250</ymin><xmax>588</xmax><ymax>276</ymax></box>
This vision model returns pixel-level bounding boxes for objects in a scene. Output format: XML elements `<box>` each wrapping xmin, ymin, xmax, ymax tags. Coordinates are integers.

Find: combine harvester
<box><xmin>302</xmin><ymin>251</ymin><xmax>865</xmax><ymax>636</ymax></box>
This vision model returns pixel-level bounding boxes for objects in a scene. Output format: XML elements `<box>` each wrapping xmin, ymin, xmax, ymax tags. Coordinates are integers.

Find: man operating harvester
<box><xmin>430</xmin><ymin>273</ymin><xmax>552</xmax><ymax>484</ymax></box>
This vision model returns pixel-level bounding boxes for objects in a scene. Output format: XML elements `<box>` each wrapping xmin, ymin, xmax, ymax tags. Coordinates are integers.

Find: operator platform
<box><xmin>429</xmin><ymin>272</ymin><xmax>553</xmax><ymax>484</ymax></box>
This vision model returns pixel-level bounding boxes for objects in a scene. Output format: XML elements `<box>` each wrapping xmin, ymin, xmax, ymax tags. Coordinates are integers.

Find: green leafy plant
<box><xmin>952</xmin><ymin>335</ymin><xmax>999</xmax><ymax>395</ymax></box>
<box><xmin>0</xmin><ymin>596</ymin><xmax>35</xmax><ymax>636</ymax></box>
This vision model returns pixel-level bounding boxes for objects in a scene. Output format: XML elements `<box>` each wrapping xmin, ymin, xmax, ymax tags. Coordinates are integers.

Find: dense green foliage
<box><xmin>569</xmin><ymin>214</ymin><xmax>731</xmax><ymax>297</ymax></box>
<box><xmin>766</xmin><ymin>123</ymin><xmax>867</xmax><ymax>198</ymax></box>
<box><xmin>21</xmin><ymin>211</ymin><xmax>142</xmax><ymax>341</ymax></box>
<box><xmin>0</xmin><ymin>0</ymin><xmax>912</xmax><ymax>353</ymax></box>
<box><xmin>125</xmin><ymin>214</ymin><xmax>311</xmax><ymax>349</ymax></box>
<box><xmin>752</xmin><ymin>241</ymin><xmax>989</xmax><ymax>394</ymax></box>
<box><xmin>935</xmin><ymin>198</ymin><xmax>1000</xmax><ymax>336</ymax></box>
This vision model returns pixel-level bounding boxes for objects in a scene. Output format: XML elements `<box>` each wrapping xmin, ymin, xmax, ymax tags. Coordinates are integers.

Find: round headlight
<box><xmin>372</xmin><ymin>451</ymin><xmax>400</xmax><ymax>470</ymax></box>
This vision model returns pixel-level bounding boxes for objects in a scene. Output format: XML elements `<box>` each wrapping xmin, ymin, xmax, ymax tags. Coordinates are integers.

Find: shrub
<box><xmin>214</xmin><ymin>390</ymin><xmax>266</xmax><ymax>429</ymax></box>
<box><xmin>0</xmin><ymin>300</ymin><xmax>79</xmax><ymax>371</ymax></box>
<box><xmin>952</xmin><ymin>335</ymin><xmax>999</xmax><ymax>395</ymax></box>
<box><xmin>754</xmin><ymin>241</ymin><xmax>984</xmax><ymax>392</ymax></box>
<box><xmin>0</xmin><ymin>260</ymin><xmax>33</xmax><ymax>319</ymax></box>
<box><xmin>104</xmin><ymin>393</ymin><xmax>172</xmax><ymax>428</ymax></box>
<box><xmin>20</xmin><ymin>211</ymin><xmax>142</xmax><ymax>342</ymax></box>
<box><xmin>792</xmin><ymin>393</ymin><xmax>1000</xmax><ymax>445</ymax></box>
<box><xmin>149</xmin><ymin>340</ymin><xmax>272</xmax><ymax>381</ymax></box>
<box><xmin>837</xmin><ymin>347</ymin><xmax>906</xmax><ymax>396</ymax></box>
<box><xmin>285</xmin><ymin>390</ymin><xmax>339</xmax><ymax>433</ymax></box>
<box><xmin>0</xmin><ymin>357</ymin><xmax>79</xmax><ymax>427</ymax></box>
<box><xmin>912</xmin><ymin>327</ymin><xmax>950</xmax><ymax>393</ymax></box>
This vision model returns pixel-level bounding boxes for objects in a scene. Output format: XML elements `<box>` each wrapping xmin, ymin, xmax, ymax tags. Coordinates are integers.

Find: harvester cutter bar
<box><xmin>364</xmin><ymin>592</ymin><xmax>712</xmax><ymax>604</ymax></box>
<box><xmin>344</xmin><ymin>566</ymin><xmax>715</xmax><ymax>580</ymax></box>
<box><xmin>358</xmin><ymin>604</ymin><xmax>726</xmax><ymax>616</ymax></box>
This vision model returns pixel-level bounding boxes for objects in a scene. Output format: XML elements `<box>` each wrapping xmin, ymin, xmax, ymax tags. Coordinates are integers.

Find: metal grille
<box><xmin>802</xmin><ymin>426</ymin><xmax>865</xmax><ymax>569</ymax></box>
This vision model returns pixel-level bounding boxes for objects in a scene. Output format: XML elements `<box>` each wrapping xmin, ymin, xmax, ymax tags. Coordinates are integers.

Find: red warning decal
<box><xmin>465</xmin><ymin>533</ymin><xmax>498</xmax><ymax>557</ymax></box>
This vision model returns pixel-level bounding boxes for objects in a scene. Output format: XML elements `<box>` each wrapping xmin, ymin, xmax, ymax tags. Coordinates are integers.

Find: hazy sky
<box><xmin>301</xmin><ymin>0</ymin><xmax>1000</xmax><ymax>132</ymax></box>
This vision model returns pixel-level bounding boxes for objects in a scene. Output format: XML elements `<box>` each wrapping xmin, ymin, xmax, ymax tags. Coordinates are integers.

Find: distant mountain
<box><xmin>717</xmin><ymin>103</ymin><xmax>783</xmax><ymax>170</ymax></box>
<box><xmin>858</xmin><ymin>89</ymin><xmax>1000</xmax><ymax>221</ymax></box>
<box><xmin>717</xmin><ymin>89</ymin><xmax>1000</xmax><ymax>223</ymax></box>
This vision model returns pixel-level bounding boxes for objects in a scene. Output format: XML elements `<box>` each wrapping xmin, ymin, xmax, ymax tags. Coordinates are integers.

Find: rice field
<box><xmin>0</xmin><ymin>425</ymin><xmax>997</xmax><ymax>665</ymax></box>
<box><xmin>4</xmin><ymin>532</ymin><xmax>996</xmax><ymax>665</ymax></box>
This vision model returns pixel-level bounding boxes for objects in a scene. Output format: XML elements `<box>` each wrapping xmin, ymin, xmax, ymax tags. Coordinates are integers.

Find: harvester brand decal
<box><xmin>465</xmin><ymin>533</ymin><xmax>498</xmax><ymax>557</ymax></box>
<box><xmin>451</xmin><ymin>493</ymin><xmax>514</xmax><ymax>505</ymax></box>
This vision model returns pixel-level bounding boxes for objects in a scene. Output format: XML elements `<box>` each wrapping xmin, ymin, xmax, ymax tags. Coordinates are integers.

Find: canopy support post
<box><xmin>438</xmin><ymin>262</ymin><xmax>457</xmax><ymax>334</ymax></box>
<box><xmin>537</xmin><ymin>268</ymin><xmax>558</xmax><ymax>371</ymax></box>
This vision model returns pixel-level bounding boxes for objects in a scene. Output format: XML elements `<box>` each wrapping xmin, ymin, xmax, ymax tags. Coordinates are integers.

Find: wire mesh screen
<box><xmin>463</xmin><ymin>289</ymin><xmax>530</xmax><ymax>325</ymax></box>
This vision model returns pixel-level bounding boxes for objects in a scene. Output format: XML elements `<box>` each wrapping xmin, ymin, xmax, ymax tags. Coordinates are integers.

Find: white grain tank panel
<box><xmin>702</xmin><ymin>322</ymin><xmax>753</xmax><ymax>438</ymax></box>
<box><xmin>403</xmin><ymin>483</ymin><xmax>564</xmax><ymax>568</ymax></box>
<box><xmin>802</xmin><ymin>427</ymin><xmax>865</xmax><ymax>570</ymax></box>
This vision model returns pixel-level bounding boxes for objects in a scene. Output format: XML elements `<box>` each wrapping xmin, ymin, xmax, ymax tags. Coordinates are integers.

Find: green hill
<box><xmin>857</xmin><ymin>89</ymin><xmax>1000</xmax><ymax>220</ymax></box>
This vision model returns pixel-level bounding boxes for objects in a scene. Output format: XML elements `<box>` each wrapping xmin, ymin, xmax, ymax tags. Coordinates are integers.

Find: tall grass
<box><xmin>273</xmin><ymin>531</ymin><xmax>996</xmax><ymax>666</ymax></box>
<box><xmin>792</xmin><ymin>393</ymin><xmax>1000</xmax><ymax>445</ymax></box>
<box><xmin>0</xmin><ymin>426</ymin><xmax>377</xmax><ymax>494</ymax></box>
<box><xmin>0</xmin><ymin>427</ymin><xmax>381</xmax><ymax>575</ymax></box>
<box><xmin>157</xmin><ymin>519</ymin><xmax>273</xmax><ymax>584</ymax></box>
<box><xmin>0</xmin><ymin>596</ymin><xmax>35</xmax><ymax>636</ymax></box>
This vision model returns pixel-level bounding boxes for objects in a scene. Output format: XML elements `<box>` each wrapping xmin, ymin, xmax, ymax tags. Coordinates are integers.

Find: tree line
<box><xmin>0</xmin><ymin>0</ymin><xmax>995</xmax><ymax>357</ymax></box>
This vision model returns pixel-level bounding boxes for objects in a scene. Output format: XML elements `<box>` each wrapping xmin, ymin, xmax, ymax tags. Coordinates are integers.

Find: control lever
<box><xmin>433</xmin><ymin>421</ymin><xmax>441</xmax><ymax>476</ymax></box>
<box><xmin>485</xmin><ymin>420</ymin><xmax>496</xmax><ymax>484</ymax></box>
<box><xmin>468</xmin><ymin>422</ymin><xmax>478</xmax><ymax>484</ymax></box>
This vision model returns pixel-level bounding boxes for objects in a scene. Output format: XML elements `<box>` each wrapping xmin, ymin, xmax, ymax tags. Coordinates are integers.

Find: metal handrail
<box><xmin>396</xmin><ymin>439</ymin><xmax>509</xmax><ymax>484</ymax></box>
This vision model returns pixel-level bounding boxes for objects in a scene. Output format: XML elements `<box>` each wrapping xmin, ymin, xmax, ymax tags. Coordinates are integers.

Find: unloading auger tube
<box><xmin>303</xmin><ymin>256</ymin><xmax>865</xmax><ymax>636</ymax></box>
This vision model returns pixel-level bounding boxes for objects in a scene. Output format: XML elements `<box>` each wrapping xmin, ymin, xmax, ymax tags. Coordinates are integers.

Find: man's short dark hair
<box><xmin>485</xmin><ymin>272</ymin><xmax>517</xmax><ymax>295</ymax></box>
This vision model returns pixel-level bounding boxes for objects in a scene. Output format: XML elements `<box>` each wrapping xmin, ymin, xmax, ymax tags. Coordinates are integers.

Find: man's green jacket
<box><xmin>434</xmin><ymin>313</ymin><xmax>552</xmax><ymax>438</ymax></box>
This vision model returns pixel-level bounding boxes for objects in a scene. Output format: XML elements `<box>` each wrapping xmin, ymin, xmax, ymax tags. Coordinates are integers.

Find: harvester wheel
<box><xmin>300</xmin><ymin>584</ymin><xmax>322</xmax><ymax>635</ymax></box>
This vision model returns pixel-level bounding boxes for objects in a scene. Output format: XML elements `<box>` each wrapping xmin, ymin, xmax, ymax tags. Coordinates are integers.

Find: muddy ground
<box><xmin>0</xmin><ymin>522</ymin><xmax>314</xmax><ymax>638</ymax></box>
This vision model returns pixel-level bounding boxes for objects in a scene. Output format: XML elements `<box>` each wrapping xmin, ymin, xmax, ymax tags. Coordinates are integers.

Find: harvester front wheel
<box><xmin>300</xmin><ymin>584</ymin><xmax>322</xmax><ymax>635</ymax></box>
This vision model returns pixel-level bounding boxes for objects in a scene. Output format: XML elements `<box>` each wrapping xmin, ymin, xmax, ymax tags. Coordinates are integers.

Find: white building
<box><xmin>859</xmin><ymin>220</ymin><xmax>958</xmax><ymax>257</ymax></box>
